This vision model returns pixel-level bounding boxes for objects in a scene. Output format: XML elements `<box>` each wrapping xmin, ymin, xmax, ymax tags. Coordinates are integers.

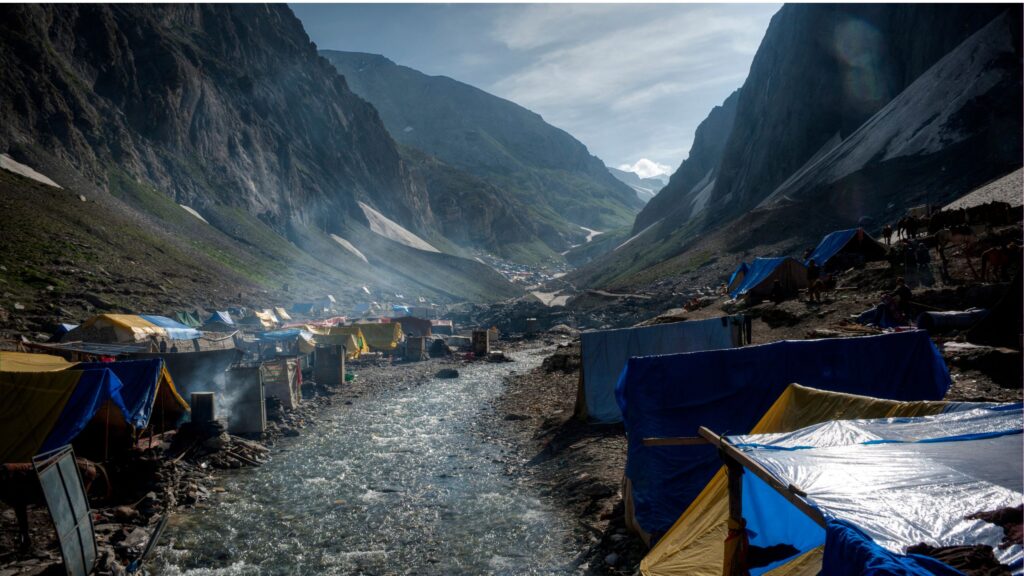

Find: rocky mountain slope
<box><xmin>574</xmin><ymin>4</ymin><xmax>1022</xmax><ymax>289</ymax></box>
<box><xmin>607</xmin><ymin>168</ymin><xmax>666</xmax><ymax>204</ymax></box>
<box><xmin>0</xmin><ymin>3</ymin><xmax>521</xmax><ymax>322</ymax></box>
<box><xmin>321</xmin><ymin>51</ymin><xmax>643</xmax><ymax>253</ymax></box>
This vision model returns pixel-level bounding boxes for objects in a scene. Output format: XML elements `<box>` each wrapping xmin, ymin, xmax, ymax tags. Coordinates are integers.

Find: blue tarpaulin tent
<box><xmin>41</xmin><ymin>368</ymin><xmax>130</xmax><ymax>453</ymax></box>
<box><xmin>52</xmin><ymin>323</ymin><xmax>78</xmax><ymax>339</ymax></box>
<box><xmin>723</xmin><ymin>404</ymin><xmax>1022</xmax><ymax>575</ymax></box>
<box><xmin>138</xmin><ymin>315</ymin><xmax>201</xmax><ymax>340</ymax></box>
<box><xmin>805</xmin><ymin>228</ymin><xmax>886</xmax><ymax>271</ymax></box>
<box><xmin>616</xmin><ymin>330</ymin><xmax>951</xmax><ymax>538</ymax></box>
<box><xmin>205</xmin><ymin>311</ymin><xmax>234</xmax><ymax>326</ymax></box>
<box><xmin>259</xmin><ymin>328</ymin><xmax>313</xmax><ymax>341</ymax></box>
<box><xmin>726</xmin><ymin>262</ymin><xmax>748</xmax><ymax>293</ymax></box>
<box><xmin>74</xmin><ymin>359</ymin><xmax>187</xmax><ymax>430</ymax></box>
<box><xmin>579</xmin><ymin>317</ymin><xmax>746</xmax><ymax>423</ymax></box>
<box><xmin>728</xmin><ymin>257</ymin><xmax>807</xmax><ymax>299</ymax></box>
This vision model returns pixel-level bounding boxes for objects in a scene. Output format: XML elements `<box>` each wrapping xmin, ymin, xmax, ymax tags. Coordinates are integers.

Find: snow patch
<box><xmin>179</xmin><ymin>205</ymin><xmax>209</xmax><ymax>224</ymax></box>
<box><xmin>330</xmin><ymin>234</ymin><xmax>369</xmax><ymax>264</ymax></box>
<box><xmin>615</xmin><ymin>218</ymin><xmax>663</xmax><ymax>252</ymax></box>
<box><xmin>358</xmin><ymin>201</ymin><xmax>440</xmax><ymax>253</ymax></box>
<box><xmin>0</xmin><ymin>154</ymin><xmax>61</xmax><ymax>188</ymax></box>
<box><xmin>579</xmin><ymin>226</ymin><xmax>604</xmax><ymax>243</ymax></box>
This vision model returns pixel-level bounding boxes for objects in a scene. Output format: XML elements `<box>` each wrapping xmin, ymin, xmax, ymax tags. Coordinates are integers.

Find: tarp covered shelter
<box><xmin>579</xmin><ymin>317</ymin><xmax>748</xmax><ymax>423</ymax></box>
<box><xmin>203</xmin><ymin>311</ymin><xmax>234</xmax><ymax>330</ymax></box>
<box><xmin>640</xmin><ymin>384</ymin><xmax>957</xmax><ymax>576</ymax></box>
<box><xmin>75</xmin><ymin>359</ymin><xmax>189</xmax><ymax>431</ymax></box>
<box><xmin>0</xmin><ymin>366</ymin><xmax>128</xmax><ymax>462</ymax></box>
<box><xmin>354</xmin><ymin>322</ymin><xmax>403</xmax><ymax>351</ymax></box>
<box><xmin>174</xmin><ymin>311</ymin><xmax>203</xmax><ymax>328</ymax></box>
<box><xmin>430</xmin><ymin>320</ymin><xmax>454</xmax><ymax>336</ymax></box>
<box><xmin>728</xmin><ymin>257</ymin><xmax>807</xmax><ymax>300</ymax></box>
<box><xmin>804</xmin><ymin>228</ymin><xmax>886</xmax><ymax>272</ymax></box>
<box><xmin>274</xmin><ymin>307</ymin><xmax>292</xmax><ymax>322</ymax></box>
<box><xmin>259</xmin><ymin>329</ymin><xmax>316</xmax><ymax>355</ymax></box>
<box><xmin>617</xmin><ymin>331</ymin><xmax>950</xmax><ymax>541</ymax></box>
<box><xmin>52</xmin><ymin>323</ymin><xmax>78</xmax><ymax>340</ymax></box>
<box><xmin>307</xmin><ymin>325</ymin><xmax>369</xmax><ymax>358</ymax></box>
<box><xmin>0</xmin><ymin>351</ymin><xmax>75</xmax><ymax>372</ymax></box>
<box><xmin>399</xmin><ymin>317</ymin><xmax>432</xmax><ymax>338</ymax></box>
<box><xmin>726</xmin><ymin>262</ymin><xmax>748</xmax><ymax>294</ymax></box>
<box><xmin>65</xmin><ymin>314</ymin><xmax>200</xmax><ymax>343</ymax></box>
<box><xmin>261</xmin><ymin>357</ymin><xmax>302</xmax><ymax>409</ymax></box>
<box><xmin>715</xmin><ymin>404</ymin><xmax>1022</xmax><ymax>575</ymax></box>
<box><xmin>311</xmin><ymin>333</ymin><xmax>362</xmax><ymax>360</ymax></box>
<box><xmin>137</xmin><ymin>315</ymin><xmax>202</xmax><ymax>340</ymax></box>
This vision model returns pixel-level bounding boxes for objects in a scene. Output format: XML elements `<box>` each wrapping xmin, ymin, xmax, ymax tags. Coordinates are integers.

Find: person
<box><xmin>892</xmin><ymin>277</ymin><xmax>913</xmax><ymax>317</ymax></box>
<box><xmin>806</xmin><ymin>259</ymin><xmax>822</xmax><ymax>303</ymax></box>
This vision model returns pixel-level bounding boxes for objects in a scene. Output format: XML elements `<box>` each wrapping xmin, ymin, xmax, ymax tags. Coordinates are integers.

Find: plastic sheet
<box><xmin>138</xmin><ymin>314</ymin><xmax>202</xmax><ymax>340</ymax></box>
<box><xmin>580</xmin><ymin>317</ymin><xmax>741</xmax><ymax>423</ymax></box>
<box><xmin>728</xmin><ymin>406</ymin><xmax>1024</xmax><ymax>574</ymax></box>
<box><xmin>729</xmin><ymin>257</ymin><xmax>807</xmax><ymax>299</ymax></box>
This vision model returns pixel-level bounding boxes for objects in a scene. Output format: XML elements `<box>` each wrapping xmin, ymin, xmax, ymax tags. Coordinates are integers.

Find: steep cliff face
<box><xmin>0</xmin><ymin>4</ymin><xmax>425</xmax><ymax>232</ymax></box>
<box><xmin>0</xmin><ymin>4</ymin><xmax>521</xmax><ymax>305</ymax></box>
<box><xmin>607</xmin><ymin>168</ymin><xmax>665</xmax><ymax>204</ymax></box>
<box><xmin>631</xmin><ymin>90</ymin><xmax>739</xmax><ymax>233</ymax></box>
<box><xmin>321</xmin><ymin>50</ymin><xmax>643</xmax><ymax>248</ymax></box>
<box><xmin>573</xmin><ymin>5</ymin><xmax>1022</xmax><ymax>289</ymax></box>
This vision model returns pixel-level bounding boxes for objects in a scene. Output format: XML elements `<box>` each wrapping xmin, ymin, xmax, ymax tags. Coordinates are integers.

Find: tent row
<box><xmin>726</xmin><ymin>228</ymin><xmax>887</xmax><ymax>300</ymax></box>
<box><xmin>0</xmin><ymin>352</ymin><xmax>189</xmax><ymax>462</ymax></box>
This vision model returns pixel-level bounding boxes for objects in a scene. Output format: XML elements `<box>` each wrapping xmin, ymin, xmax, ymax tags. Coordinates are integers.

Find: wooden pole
<box><xmin>642</xmin><ymin>436</ymin><xmax>709</xmax><ymax>447</ymax></box>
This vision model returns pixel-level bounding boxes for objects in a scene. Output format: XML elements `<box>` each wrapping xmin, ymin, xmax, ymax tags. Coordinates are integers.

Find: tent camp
<box><xmin>238</xmin><ymin>310</ymin><xmax>278</xmax><ymax>330</ymax></box>
<box><xmin>728</xmin><ymin>257</ymin><xmax>808</xmax><ymax>300</ymax></box>
<box><xmin>726</xmin><ymin>262</ymin><xmax>749</xmax><ymax>294</ymax></box>
<box><xmin>616</xmin><ymin>331</ymin><xmax>950</xmax><ymax>542</ymax></box>
<box><xmin>705</xmin><ymin>404</ymin><xmax>1021</xmax><ymax>576</ymax></box>
<box><xmin>639</xmin><ymin>384</ymin><xmax>961</xmax><ymax>576</ymax></box>
<box><xmin>259</xmin><ymin>329</ymin><xmax>316</xmax><ymax>356</ymax></box>
<box><xmin>306</xmin><ymin>325</ymin><xmax>369</xmax><ymax>359</ymax></box>
<box><xmin>805</xmin><ymin>228</ymin><xmax>887</xmax><ymax>272</ymax></box>
<box><xmin>311</xmin><ymin>333</ymin><xmax>362</xmax><ymax>360</ymax></box>
<box><xmin>63</xmin><ymin>314</ymin><xmax>201</xmax><ymax>343</ymax></box>
<box><xmin>353</xmin><ymin>322</ymin><xmax>403</xmax><ymax>351</ymax></box>
<box><xmin>0</xmin><ymin>353</ymin><xmax>190</xmax><ymax>461</ymax></box>
<box><xmin>578</xmin><ymin>317</ymin><xmax>750</xmax><ymax>423</ymax></box>
<box><xmin>203</xmin><ymin>311</ymin><xmax>235</xmax><ymax>332</ymax></box>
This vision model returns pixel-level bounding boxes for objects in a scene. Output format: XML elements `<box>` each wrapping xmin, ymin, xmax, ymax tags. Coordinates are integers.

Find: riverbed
<box><xmin>152</xmin><ymin>348</ymin><xmax>579</xmax><ymax>575</ymax></box>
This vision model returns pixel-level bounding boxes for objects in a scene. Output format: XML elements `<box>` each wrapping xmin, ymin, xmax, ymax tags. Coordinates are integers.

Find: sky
<box><xmin>291</xmin><ymin>3</ymin><xmax>780</xmax><ymax>180</ymax></box>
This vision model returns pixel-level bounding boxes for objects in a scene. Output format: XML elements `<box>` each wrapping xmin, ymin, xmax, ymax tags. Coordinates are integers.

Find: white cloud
<box><xmin>618</xmin><ymin>159</ymin><xmax>673</xmax><ymax>180</ymax></box>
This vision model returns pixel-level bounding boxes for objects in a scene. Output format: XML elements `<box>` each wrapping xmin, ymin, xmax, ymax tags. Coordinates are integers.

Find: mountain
<box><xmin>607</xmin><ymin>167</ymin><xmax>666</xmax><ymax>204</ymax></box>
<box><xmin>573</xmin><ymin>4</ymin><xmax>1022</xmax><ymax>289</ymax></box>
<box><xmin>0</xmin><ymin>3</ymin><xmax>520</xmax><ymax>329</ymax></box>
<box><xmin>320</xmin><ymin>51</ymin><xmax>644</xmax><ymax>253</ymax></box>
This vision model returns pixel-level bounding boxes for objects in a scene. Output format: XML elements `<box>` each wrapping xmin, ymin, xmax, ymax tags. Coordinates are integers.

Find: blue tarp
<box><xmin>205</xmin><ymin>311</ymin><xmax>234</xmax><ymax>326</ymax></box>
<box><xmin>138</xmin><ymin>315</ymin><xmax>201</xmax><ymax>340</ymax></box>
<box><xmin>75</xmin><ymin>359</ymin><xmax>166</xmax><ymax>429</ymax></box>
<box><xmin>52</xmin><ymin>323</ymin><xmax>78</xmax><ymax>338</ymax></box>
<box><xmin>615</xmin><ymin>330</ymin><xmax>951</xmax><ymax>537</ymax></box>
<box><xmin>580</xmin><ymin>317</ymin><xmax>743</xmax><ymax>423</ymax></box>
<box><xmin>806</xmin><ymin>229</ymin><xmax>859</xmax><ymax>267</ymax></box>
<box><xmin>728</xmin><ymin>257</ymin><xmax>805</xmax><ymax>299</ymax></box>
<box><xmin>727</xmin><ymin>262</ymin><xmax>748</xmax><ymax>289</ymax></box>
<box><xmin>259</xmin><ymin>329</ymin><xmax>312</xmax><ymax>341</ymax></box>
<box><xmin>392</xmin><ymin>304</ymin><xmax>410</xmax><ymax>314</ymax></box>
<box><xmin>41</xmin><ymin>368</ymin><xmax>129</xmax><ymax>453</ymax></box>
<box><xmin>729</xmin><ymin>405</ymin><xmax>1022</xmax><ymax>575</ymax></box>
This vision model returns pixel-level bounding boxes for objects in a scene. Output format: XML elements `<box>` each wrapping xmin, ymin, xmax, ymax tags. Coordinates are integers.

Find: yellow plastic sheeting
<box><xmin>0</xmin><ymin>371</ymin><xmax>81</xmax><ymax>462</ymax></box>
<box><xmin>0</xmin><ymin>351</ymin><xmax>76</xmax><ymax>372</ymax></box>
<box><xmin>80</xmin><ymin>314</ymin><xmax>164</xmax><ymax>342</ymax></box>
<box><xmin>255</xmin><ymin>310</ymin><xmax>278</xmax><ymax>329</ymax></box>
<box><xmin>354</xmin><ymin>323</ymin><xmax>403</xmax><ymax>351</ymax></box>
<box><xmin>640</xmin><ymin>384</ymin><xmax>950</xmax><ymax>576</ymax></box>
<box><xmin>312</xmin><ymin>333</ymin><xmax>363</xmax><ymax>360</ymax></box>
<box><xmin>297</xmin><ymin>333</ymin><xmax>316</xmax><ymax>355</ymax></box>
<box><xmin>764</xmin><ymin>546</ymin><xmax>823</xmax><ymax>576</ymax></box>
<box><xmin>309</xmin><ymin>326</ymin><xmax>370</xmax><ymax>357</ymax></box>
<box><xmin>274</xmin><ymin>307</ymin><xmax>292</xmax><ymax>322</ymax></box>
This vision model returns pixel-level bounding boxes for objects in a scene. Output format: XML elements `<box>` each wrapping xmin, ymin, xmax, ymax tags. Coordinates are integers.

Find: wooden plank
<box><xmin>698</xmin><ymin>426</ymin><xmax>826</xmax><ymax>528</ymax></box>
<box><xmin>642</xmin><ymin>436</ymin><xmax>710</xmax><ymax>446</ymax></box>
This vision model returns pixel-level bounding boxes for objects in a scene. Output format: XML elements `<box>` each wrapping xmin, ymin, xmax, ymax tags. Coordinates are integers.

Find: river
<box><xmin>152</xmin><ymin>348</ymin><xmax>579</xmax><ymax>575</ymax></box>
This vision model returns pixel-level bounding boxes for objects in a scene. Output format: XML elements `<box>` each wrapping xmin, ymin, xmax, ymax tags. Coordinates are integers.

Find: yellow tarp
<box><xmin>80</xmin><ymin>314</ymin><xmax>163</xmax><ymax>342</ymax></box>
<box><xmin>308</xmin><ymin>326</ymin><xmax>370</xmax><ymax>357</ymax></box>
<box><xmin>0</xmin><ymin>351</ymin><xmax>76</xmax><ymax>372</ymax></box>
<box><xmin>255</xmin><ymin>310</ymin><xmax>278</xmax><ymax>329</ymax></box>
<box><xmin>274</xmin><ymin>307</ymin><xmax>292</xmax><ymax>322</ymax></box>
<box><xmin>312</xmin><ymin>333</ymin><xmax>363</xmax><ymax>360</ymax></box>
<box><xmin>640</xmin><ymin>384</ymin><xmax>950</xmax><ymax>576</ymax></box>
<box><xmin>0</xmin><ymin>371</ymin><xmax>82</xmax><ymax>462</ymax></box>
<box><xmin>354</xmin><ymin>322</ymin><xmax>403</xmax><ymax>351</ymax></box>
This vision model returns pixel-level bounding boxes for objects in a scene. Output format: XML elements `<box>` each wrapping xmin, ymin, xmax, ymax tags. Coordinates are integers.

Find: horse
<box><xmin>0</xmin><ymin>457</ymin><xmax>110</xmax><ymax>549</ymax></box>
<box><xmin>980</xmin><ymin>244</ymin><xmax>1021</xmax><ymax>282</ymax></box>
<box><xmin>882</xmin><ymin>224</ymin><xmax>894</xmax><ymax>245</ymax></box>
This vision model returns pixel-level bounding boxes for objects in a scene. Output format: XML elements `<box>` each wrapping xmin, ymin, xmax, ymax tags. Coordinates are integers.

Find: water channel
<box><xmin>152</xmin><ymin>348</ymin><xmax>579</xmax><ymax>575</ymax></box>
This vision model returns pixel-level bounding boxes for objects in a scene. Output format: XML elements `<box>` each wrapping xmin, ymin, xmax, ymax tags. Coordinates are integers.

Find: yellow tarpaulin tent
<box><xmin>0</xmin><ymin>371</ymin><xmax>83</xmax><ymax>462</ymax></box>
<box><xmin>79</xmin><ymin>314</ymin><xmax>164</xmax><ymax>342</ymax></box>
<box><xmin>639</xmin><ymin>384</ymin><xmax>950</xmax><ymax>576</ymax></box>
<box><xmin>0</xmin><ymin>351</ymin><xmax>76</xmax><ymax>372</ymax></box>
<box><xmin>312</xmin><ymin>333</ymin><xmax>364</xmax><ymax>360</ymax></box>
<box><xmin>274</xmin><ymin>307</ymin><xmax>292</xmax><ymax>322</ymax></box>
<box><xmin>255</xmin><ymin>310</ymin><xmax>278</xmax><ymax>329</ymax></box>
<box><xmin>354</xmin><ymin>322</ymin><xmax>403</xmax><ymax>351</ymax></box>
<box><xmin>308</xmin><ymin>325</ymin><xmax>370</xmax><ymax>357</ymax></box>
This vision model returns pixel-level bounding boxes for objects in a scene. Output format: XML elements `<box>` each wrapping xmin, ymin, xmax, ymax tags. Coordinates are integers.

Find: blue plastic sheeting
<box><xmin>806</xmin><ymin>229</ymin><xmax>859</xmax><ymax>267</ymax></box>
<box><xmin>259</xmin><ymin>329</ymin><xmax>312</xmax><ymax>341</ymax></box>
<box><xmin>392</xmin><ymin>304</ymin><xmax>410</xmax><ymax>314</ymax></box>
<box><xmin>53</xmin><ymin>323</ymin><xmax>78</xmax><ymax>338</ymax></box>
<box><xmin>822</xmin><ymin>520</ymin><xmax>964</xmax><ymax>576</ymax></box>
<box><xmin>730</xmin><ymin>406</ymin><xmax>1022</xmax><ymax>575</ymax></box>
<box><xmin>138</xmin><ymin>315</ymin><xmax>201</xmax><ymax>340</ymax></box>
<box><xmin>75</xmin><ymin>359</ymin><xmax>165</xmax><ymax>429</ymax></box>
<box><xmin>727</xmin><ymin>263</ymin><xmax>748</xmax><ymax>287</ymax></box>
<box><xmin>205</xmin><ymin>311</ymin><xmax>234</xmax><ymax>326</ymax></box>
<box><xmin>41</xmin><ymin>368</ymin><xmax>129</xmax><ymax>453</ymax></box>
<box><xmin>580</xmin><ymin>317</ymin><xmax>742</xmax><ymax>423</ymax></box>
<box><xmin>616</xmin><ymin>330</ymin><xmax>951</xmax><ymax>536</ymax></box>
<box><xmin>728</xmin><ymin>257</ymin><xmax>803</xmax><ymax>299</ymax></box>
<box><xmin>856</xmin><ymin>304</ymin><xmax>909</xmax><ymax>328</ymax></box>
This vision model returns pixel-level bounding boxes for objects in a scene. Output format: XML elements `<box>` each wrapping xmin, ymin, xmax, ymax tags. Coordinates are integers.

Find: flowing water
<box><xmin>152</xmin><ymin>349</ymin><xmax>578</xmax><ymax>575</ymax></box>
